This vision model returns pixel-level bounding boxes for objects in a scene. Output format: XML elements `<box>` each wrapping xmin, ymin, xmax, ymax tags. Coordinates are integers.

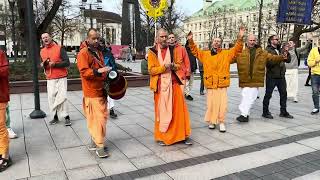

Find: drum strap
<box><xmin>87</xmin><ymin>47</ymin><xmax>104</xmax><ymax>68</ymax></box>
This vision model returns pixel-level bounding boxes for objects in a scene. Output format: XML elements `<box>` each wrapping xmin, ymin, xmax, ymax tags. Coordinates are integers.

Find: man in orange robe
<box><xmin>77</xmin><ymin>28</ymin><xmax>111</xmax><ymax>158</ymax></box>
<box><xmin>148</xmin><ymin>28</ymin><xmax>192</xmax><ymax>146</ymax></box>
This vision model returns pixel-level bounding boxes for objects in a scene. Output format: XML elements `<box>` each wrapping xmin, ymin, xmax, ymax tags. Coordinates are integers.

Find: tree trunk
<box><xmin>134</xmin><ymin>0</ymin><xmax>143</xmax><ymax>51</ymax></box>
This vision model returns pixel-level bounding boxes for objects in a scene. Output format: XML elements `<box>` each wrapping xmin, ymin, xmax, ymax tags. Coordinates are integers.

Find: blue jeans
<box><xmin>311</xmin><ymin>74</ymin><xmax>320</xmax><ymax>109</ymax></box>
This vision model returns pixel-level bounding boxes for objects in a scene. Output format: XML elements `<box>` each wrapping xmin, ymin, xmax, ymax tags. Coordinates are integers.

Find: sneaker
<box><xmin>110</xmin><ymin>108</ymin><xmax>118</xmax><ymax>119</ymax></box>
<box><xmin>96</xmin><ymin>147</ymin><xmax>109</xmax><ymax>158</ymax></box>
<box><xmin>158</xmin><ymin>141</ymin><xmax>166</xmax><ymax>146</ymax></box>
<box><xmin>279</xmin><ymin>112</ymin><xmax>294</xmax><ymax>119</ymax></box>
<box><xmin>64</xmin><ymin>116</ymin><xmax>71</xmax><ymax>126</ymax></box>
<box><xmin>236</xmin><ymin>115</ymin><xmax>249</xmax><ymax>122</ymax></box>
<box><xmin>311</xmin><ymin>109</ymin><xmax>320</xmax><ymax>115</ymax></box>
<box><xmin>305</xmin><ymin>83</ymin><xmax>311</xmax><ymax>86</ymax></box>
<box><xmin>7</xmin><ymin>128</ymin><xmax>18</xmax><ymax>139</ymax></box>
<box><xmin>49</xmin><ymin>117</ymin><xmax>59</xmax><ymax>125</ymax></box>
<box><xmin>185</xmin><ymin>95</ymin><xmax>194</xmax><ymax>101</ymax></box>
<box><xmin>262</xmin><ymin>112</ymin><xmax>274</xmax><ymax>119</ymax></box>
<box><xmin>293</xmin><ymin>97</ymin><xmax>298</xmax><ymax>103</ymax></box>
<box><xmin>184</xmin><ymin>138</ymin><xmax>193</xmax><ymax>145</ymax></box>
<box><xmin>219</xmin><ymin>123</ymin><xmax>226</xmax><ymax>133</ymax></box>
<box><xmin>208</xmin><ymin>124</ymin><xmax>216</xmax><ymax>129</ymax></box>
<box><xmin>88</xmin><ymin>139</ymin><xmax>97</xmax><ymax>151</ymax></box>
<box><xmin>200</xmin><ymin>91</ymin><xmax>205</xmax><ymax>95</ymax></box>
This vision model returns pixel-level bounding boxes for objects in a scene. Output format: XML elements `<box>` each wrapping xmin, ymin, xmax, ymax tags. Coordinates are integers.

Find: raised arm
<box><xmin>227</xmin><ymin>26</ymin><xmax>245</xmax><ymax>62</ymax></box>
<box><xmin>186</xmin><ymin>33</ymin><xmax>206</xmax><ymax>63</ymax></box>
<box><xmin>296</xmin><ymin>41</ymin><xmax>311</xmax><ymax>54</ymax></box>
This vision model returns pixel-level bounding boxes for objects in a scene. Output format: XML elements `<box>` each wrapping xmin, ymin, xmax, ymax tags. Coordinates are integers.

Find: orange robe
<box><xmin>148</xmin><ymin>46</ymin><xmax>191</xmax><ymax>145</ymax></box>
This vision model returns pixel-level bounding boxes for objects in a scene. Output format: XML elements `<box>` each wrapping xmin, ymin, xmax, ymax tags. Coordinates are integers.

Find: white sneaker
<box><xmin>7</xmin><ymin>128</ymin><xmax>18</xmax><ymax>139</ymax></box>
<box><xmin>208</xmin><ymin>124</ymin><xmax>216</xmax><ymax>129</ymax></box>
<box><xmin>293</xmin><ymin>97</ymin><xmax>298</xmax><ymax>103</ymax></box>
<box><xmin>219</xmin><ymin>123</ymin><xmax>226</xmax><ymax>133</ymax></box>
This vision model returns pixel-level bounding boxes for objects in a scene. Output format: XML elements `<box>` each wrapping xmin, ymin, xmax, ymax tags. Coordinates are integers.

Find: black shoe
<box><xmin>262</xmin><ymin>112</ymin><xmax>274</xmax><ymax>119</ymax></box>
<box><xmin>200</xmin><ymin>91</ymin><xmax>205</xmax><ymax>95</ymax></box>
<box><xmin>305</xmin><ymin>84</ymin><xmax>311</xmax><ymax>86</ymax></box>
<box><xmin>0</xmin><ymin>157</ymin><xmax>12</xmax><ymax>172</ymax></box>
<box><xmin>184</xmin><ymin>138</ymin><xmax>193</xmax><ymax>145</ymax></box>
<box><xmin>49</xmin><ymin>115</ymin><xmax>59</xmax><ymax>125</ymax></box>
<box><xmin>64</xmin><ymin>116</ymin><xmax>71</xmax><ymax>126</ymax></box>
<box><xmin>311</xmin><ymin>109</ymin><xmax>319</xmax><ymax>115</ymax></box>
<box><xmin>279</xmin><ymin>112</ymin><xmax>294</xmax><ymax>119</ymax></box>
<box><xmin>110</xmin><ymin>108</ymin><xmax>118</xmax><ymax>119</ymax></box>
<box><xmin>236</xmin><ymin>115</ymin><xmax>249</xmax><ymax>122</ymax></box>
<box><xmin>96</xmin><ymin>147</ymin><xmax>109</xmax><ymax>158</ymax></box>
<box><xmin>185</xmin><ymin>95</ymin><xmax>194</xmax><ymax>101</ymax></box>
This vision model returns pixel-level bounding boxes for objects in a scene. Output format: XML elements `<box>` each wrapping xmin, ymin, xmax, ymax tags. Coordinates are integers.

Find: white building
<box><xmin>183</xmin><ymin>0</ymin><xmax>320</xmax><ymax>49</ymax></box>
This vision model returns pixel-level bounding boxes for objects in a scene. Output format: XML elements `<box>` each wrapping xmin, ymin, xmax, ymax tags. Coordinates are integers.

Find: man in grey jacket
<box><xmin>286</xmin><ymin>40</ymin><xmax>311</xmax><ymax>103</ymax></box>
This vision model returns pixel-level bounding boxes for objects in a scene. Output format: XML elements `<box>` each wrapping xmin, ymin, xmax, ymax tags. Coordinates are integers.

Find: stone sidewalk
<box><xmin>1</xmin><ymin>74</ymin><xmax>320</xmax><ymax>180</ymax></box>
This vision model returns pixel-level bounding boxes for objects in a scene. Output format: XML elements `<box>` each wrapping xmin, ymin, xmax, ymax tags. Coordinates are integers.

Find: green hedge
<box><xmin>9</xmin><ymin>61</ymin><xmax>80</xmax><ymax>81</ymax></box>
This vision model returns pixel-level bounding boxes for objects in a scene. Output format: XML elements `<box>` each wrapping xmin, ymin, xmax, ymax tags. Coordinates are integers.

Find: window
<box><xmin>200</xmin><ymin>23</ymin><xmax>202</xmax><ymax>29</ymax></box>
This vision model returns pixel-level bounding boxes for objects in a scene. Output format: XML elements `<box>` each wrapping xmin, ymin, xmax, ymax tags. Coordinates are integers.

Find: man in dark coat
<box><xmin>185</xmin><ymin>42</ymin><xmax>198</xmax><ymax>100</ymax></box>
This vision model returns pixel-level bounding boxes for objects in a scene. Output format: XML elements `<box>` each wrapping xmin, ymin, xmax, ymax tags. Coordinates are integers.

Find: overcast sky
<box><xmin>100</xmin><ymin>0</ymin><xmax>204</xmax><ymax>16</ymax></box>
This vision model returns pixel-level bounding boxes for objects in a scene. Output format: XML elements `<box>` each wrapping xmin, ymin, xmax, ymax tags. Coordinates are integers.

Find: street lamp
<box><xmin>8</xmin><ymin>0</ymin><xmax>17</xmax><ymax>62</ymax></box>
<box><xmin>25</xmin><ymin>0</ymin><xmax>46</xmax><ymax>119</ymax></box>
<box><xmin>80</xmin><ymin>0</ymin><xmax>103</xmax><ymax>29</ymax></box>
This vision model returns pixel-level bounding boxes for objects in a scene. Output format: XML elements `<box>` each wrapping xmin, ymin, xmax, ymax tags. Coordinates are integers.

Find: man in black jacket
<box><xmin>185</xmin><ymin>43</ymin><xmax>198</xmax><ymax>100</ymax></box>
<box><xmin>262</xmin><ymin>35</ymin><xmax>293</xmax><ymax>119</ymax></box>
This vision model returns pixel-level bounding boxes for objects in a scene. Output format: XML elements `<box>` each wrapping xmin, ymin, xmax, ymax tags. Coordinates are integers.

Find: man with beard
<box><xmin>148</xmin><ymin>28</ymin><xmax>192</xmax><ymax>146</ymax></box>
<box><xmin>262</xmin><ymin>35</ymin><xmax>293</xmax><ymax>119</ymax></box>
<box><xmin>77</xmin><ymin>28</ymin><xmax>111</xmax><ymax>158</ymax></box>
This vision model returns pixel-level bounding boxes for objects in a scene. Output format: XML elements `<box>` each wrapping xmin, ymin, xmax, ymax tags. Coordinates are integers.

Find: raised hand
<box><xmin>187</xmin><ymin>31</ymin><xmax>193</xmax><ymax>40</ymax></box>
<box><xmin>238</xmin><ymin>26</ymin><xmax>246</xmax><ymax>39</ymax></box>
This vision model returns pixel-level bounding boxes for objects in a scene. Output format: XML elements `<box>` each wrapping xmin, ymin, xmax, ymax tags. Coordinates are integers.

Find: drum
<box><xmin>104</xmin><ymin>70</ymin><xmax>128</xmax><ymax>100</ymax></box>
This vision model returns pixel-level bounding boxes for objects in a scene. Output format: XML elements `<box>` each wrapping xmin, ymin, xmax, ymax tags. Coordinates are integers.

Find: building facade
<box><xmin>183</xmin><ymin>0</ymin><xmax>320</xmax><ymax>49</ymax></box>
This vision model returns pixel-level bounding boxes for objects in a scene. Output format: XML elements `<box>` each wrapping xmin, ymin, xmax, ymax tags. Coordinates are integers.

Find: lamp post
<box><xmin>8</xmin><ymin>0</ymin><xmax>17</xmax><ymax>62</ymax></box>
<box><xmin>80</xmin><ymin>0</ymin><xmax>102</xmax><ymax>29</ymax></box>
<box><xmin>25</xmin><ymin>0</ymin><xmax>46</xmax><ymax>119</ymax></box>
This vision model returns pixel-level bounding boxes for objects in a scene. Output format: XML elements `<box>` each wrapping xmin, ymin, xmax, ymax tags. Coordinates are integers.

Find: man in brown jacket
<box><xmin>236</xmin><ymin>34</ymin><xmax>288</xmax><ymax>122</ymax></box>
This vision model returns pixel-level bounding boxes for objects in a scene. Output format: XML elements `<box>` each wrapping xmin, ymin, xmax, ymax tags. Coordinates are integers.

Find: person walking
<box><xmin>307</xmin><ymin>46</ymin><xmax>320</xmax><ymax>115</ymax></box>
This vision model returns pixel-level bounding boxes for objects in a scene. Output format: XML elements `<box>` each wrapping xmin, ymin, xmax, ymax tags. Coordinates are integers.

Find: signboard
<box><xmin>277</xmin><ymin>0</ymin><xmax>313</xmax><ymax>25</ymax></box>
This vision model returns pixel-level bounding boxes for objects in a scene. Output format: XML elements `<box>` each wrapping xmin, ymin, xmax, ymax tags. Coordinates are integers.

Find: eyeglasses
<box><xmin>272</xmin><ymin>39</ymin><xmax>279</xmax><ymax>41</ymax></box>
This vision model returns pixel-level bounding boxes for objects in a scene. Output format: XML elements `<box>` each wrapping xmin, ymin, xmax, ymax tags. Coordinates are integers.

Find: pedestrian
<box><xmin>305</xmin><ymin>44</ymin><xmax>313</xmax><ymax>86</ymax></box>
<box><xmin>0</xmin><ymin>48</ymin><xmax>12</xmax><ymax>171</ymax></box>
<box><xmin>40</xmin><ymin>32</ymin><xmax>71</xmax><ymax>126</ymax></box>
<box><xmin>184</xmin><ymin>41</ymin><xmax>198</xmax><ymax>101</ymax></box>
<box><xmin>148</xmin><ymin>28</ymin><xmax>192</xmax><ymax>146</ymax></box>
<box><xmin>262</xmin><ymin>35</ymin><xmax>293</xmax><ymax>119</ymax></box>
<box><xmin>167</xmin><ymin>33</ymin><xmax>190</xmax><ymax>94</ymax></box>
<box><xmin>307</xmin><ymin>46</ymin><xmax>320</xmax><ymax>115</ymax></box>
<box><xmin>98</xmin><ymin>38</ymin><xmax>132</xmax><ymax>119</ymax></box>
<box><xmin>235</xmin><ymin>34</ymin><xmax>289</xmax><ymax>122</ymax></box>
<box><xmin>77</xmin><ymin>28</ymin><xmax>111</xmax><ymax>158</ymax></box>
<box><xmin>187</xmin><ymin>27</ymin><xmax>246</xmax><ymax>132</ymax></box>
<box><xmin>285</xmin><ymin>39</ymin><xmax>311</xmax><ymax>102</ymax></box>
<box><xmin>132</xmin><ymin>46</ymin><xmax>137</xmax><ymax>62</ymax></box>
<box><xmin>198</xmin><ymin>59</ymin><xmax>205</xmax><ymax>95</ymax></box>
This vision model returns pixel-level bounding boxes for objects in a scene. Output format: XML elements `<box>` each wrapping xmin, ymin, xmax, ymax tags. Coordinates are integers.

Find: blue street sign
<box><xmin>277</xmin><ymin>0</ymin><xmax>313</xmax><ymax>25</ymax></box>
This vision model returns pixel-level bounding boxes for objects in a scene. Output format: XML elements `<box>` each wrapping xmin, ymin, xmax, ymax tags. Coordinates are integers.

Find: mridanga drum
<box><xmin>104</xmin><ymin>70</ymin><xmax>127</xmax><ymax>100</ymax></box>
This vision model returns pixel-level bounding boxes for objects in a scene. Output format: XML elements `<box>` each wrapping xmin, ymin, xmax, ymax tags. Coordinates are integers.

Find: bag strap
<box><xmin>87</xmin><ymin>47</ymin><xmax>104</xmax><ymax>68</ymax></box>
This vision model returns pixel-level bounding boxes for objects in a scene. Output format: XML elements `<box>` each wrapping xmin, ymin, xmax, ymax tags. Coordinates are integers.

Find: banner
<box><xmin>277</xmin><ymin>0</ymin><xmax>313</xmax><ymax>25</ymax></box>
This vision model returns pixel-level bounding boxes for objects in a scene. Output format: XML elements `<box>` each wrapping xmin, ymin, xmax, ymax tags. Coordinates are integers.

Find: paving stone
<box><xmin>29</xmin><ymin>150</ymin><xmax>65</xmax><ymax>177</ymax></box>
<box><xmin>130</xmin><ymin>155</ymin><xmax>165</xmax><ymax>169</ymax></box>
<box><xmin>248</xmin><ymin>162</ymin><xmax>286</xmax><ymax>177</ymax></box>
<box><xmin>99</xmin><ymin>159</ymin><xmax>137</xmax><ymax>176</ymax></box>
<box><xmin>156</xmin><ymin>150</ymin><xmax>191</xmax><ymax>163</ymax></box>
<box><xmin>28</xmin><ymin>171</ymin><xmax>67</xmax><ymax>180</ymax></box>
<box><xmin>66</xmin><ymin>165</ymin><xmax>105</xmax><ymax>180</ymax></box>
<box><xmin>113</xmin><ymin>138</ymin><xmax>153</xmax><ymax>158</ymax></box>
<box><xmin>119</xmin><ymin>124</ymin><xmax>152</xmax><ymax>137</ymax></box>
<box><xmin>59</xmin><ymin>146</ymin><xmax>97</xmax><ymax>170</ymax></box>
<box><xmin>181</xmin><ymin>145</ymin><xmax>212</xmax><ymax>157</ymax></box>
<box><xmin>293</xmin><ymin>170</ymin><xmax>320</xmax><ymax>180</ymax></box>
<box><xmin>47</xmin><ymin>124</ymin><xmax>83</xmax><ymax>149</ymax></box>
<box><xmin>135</xmin><ymin>173</ymin><xmax>173</xmax><ymax>180</ymax></box>
<box><xmin>0</xmin><ymin>154</ymin><xmax>29</xmax><ymax>180</ymax></box>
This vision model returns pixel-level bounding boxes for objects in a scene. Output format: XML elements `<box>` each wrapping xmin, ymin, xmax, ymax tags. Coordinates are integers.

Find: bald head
<box><xmin>247</xmin><ymin>34</ymin><xmax>257</xmax><ymax>48</ymax></box>
<box><xmin>157</xmin><ymin>28</ymin><xmax>168</xmax><ymax>48</ymax></box>
<box><xmin>87</xmin><ymin>28</ymin><xmax>99</xmax><ymax>48</ymax></box>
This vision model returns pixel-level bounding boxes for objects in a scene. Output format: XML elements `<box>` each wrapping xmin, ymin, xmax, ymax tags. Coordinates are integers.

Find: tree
<box><xmin>158</xmin><ymin>0</ymin><xmax>184</xmax><ymax>33</ymax></box>
<box><xmin>51</xmin><ymin>0</ymin><xmax>80</xmax><ymax>46</ymax></box>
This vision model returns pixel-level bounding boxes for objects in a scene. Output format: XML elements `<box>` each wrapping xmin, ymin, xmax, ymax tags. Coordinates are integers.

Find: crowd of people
<box><xmin>0</xmin><ymin>26</ymin><xmax>319</xmax><ymax>172</ymax></box>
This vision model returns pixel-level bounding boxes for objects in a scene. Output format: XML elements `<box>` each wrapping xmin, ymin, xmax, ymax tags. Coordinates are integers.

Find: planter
<box><xmin>10</xmin><ymin>72</ymin><xmax>149</xmax><ymax>94</ymax></box>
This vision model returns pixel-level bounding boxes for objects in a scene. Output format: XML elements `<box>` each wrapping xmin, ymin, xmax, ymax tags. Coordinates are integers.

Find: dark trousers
<box><xmin>306</xmin><ymin>68</ymin><xmax>311</xmax><ymax>85</ymax></box>
<box><xmin>263</xmin><ymin>76</ymin><xmax>288</xmax><ymax>114</ymax></box>
<box><xmin>311</xmin><ymin>74</ymin><xmax>320</xmax><ymax>109</ymax></box>
<box><xmin>200</xmin><ymin>71</ymin><xmax>204</xmax><ymax>93</ymax></box>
